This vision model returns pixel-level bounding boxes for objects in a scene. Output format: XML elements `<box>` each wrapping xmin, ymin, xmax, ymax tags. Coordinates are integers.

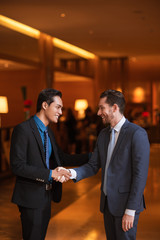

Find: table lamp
<box><xmin>0</xmin><ymin>96</ymin><xmax>8</xmax><ymax>128</ymax></box>
<box><xmin>74</xmin><ymin>99</ymin><xmax>88</xmax><ymax>119</ymax></box>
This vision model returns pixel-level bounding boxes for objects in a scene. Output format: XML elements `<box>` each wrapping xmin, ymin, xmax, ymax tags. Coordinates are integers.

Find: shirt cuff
<box><xmin>125</xmin><ymin>209</ymin><xmax>136</xmax><ymax>217</ymax></box>
<box><xmin>68</xmin><ymin>169</ymin><xmax>77</xmax><ymax>179</ymax></box>
<box><xmin>48</xmin><ymin>170</ymin><xmax>53</xmax><ymax>182</ymax></box>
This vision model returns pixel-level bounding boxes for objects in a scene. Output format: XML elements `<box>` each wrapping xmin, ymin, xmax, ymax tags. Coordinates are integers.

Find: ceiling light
<box><xmin>0</xmin><ymin>14</ymin><xmax>96</xmax><ymax>59</ymax></box>
<box><xmin>0</xmin><ymin>15</ymin><xmax>40</xmax><ymax>39</ymax></box>
<box><xmin>60</xmin><ymin>13</ymin><xmax>66</xmax><ymax>18</ymax></box>
<box><xmin>53</xmin><ymin>38</ymin><xmax>96</xmax><ymax>59</ymax></box>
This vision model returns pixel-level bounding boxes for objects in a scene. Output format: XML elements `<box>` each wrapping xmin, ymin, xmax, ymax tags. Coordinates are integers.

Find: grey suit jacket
<box><xmin>74</xmin><ymin>119</ymin><xmax>150</xmax><ymax>216</ymax></box>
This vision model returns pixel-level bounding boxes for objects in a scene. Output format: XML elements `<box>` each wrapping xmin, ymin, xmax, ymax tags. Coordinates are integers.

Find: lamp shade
<box><xmin>0</xmin><ymin>96</ymin><xmax>8</xmax><ymax>113</ymax></box>
<box><xmin>133</xmin><ymin>87</ymin><xmax>145</xmax><ymax>103</ymax></box>
<box><xmin>74</xmin><ymin>99</ymin><xmax>88</xmax><ymax>119</ymax></box>
<box><xmin>74</xmin><ymin>99</ymin><xmax>88</xmax><ymax>111</ymax></box>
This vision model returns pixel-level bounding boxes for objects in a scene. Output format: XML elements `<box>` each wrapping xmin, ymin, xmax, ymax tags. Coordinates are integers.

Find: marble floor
<box><xmin>0</xmin><ymin>144</ymin><xmax>160</xmax><ymax>240</ymax></box>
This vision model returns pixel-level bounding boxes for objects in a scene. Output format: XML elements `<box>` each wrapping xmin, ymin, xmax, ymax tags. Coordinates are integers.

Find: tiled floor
<box><xmin>0</xmin><ymin>144</ymin><xmax>160</xmax><ymax>239</ymax></box>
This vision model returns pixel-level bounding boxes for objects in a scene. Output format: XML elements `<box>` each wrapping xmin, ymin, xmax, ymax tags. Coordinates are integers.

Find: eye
<box><xmin>99</xmin><ymin>106</ymin><xmax>104</xmax><ymax>110</ymax></box>
<box><xmin>56</xmin><ymin>105</ymin><xmax>62</xmax><ymax>110</ymax></box>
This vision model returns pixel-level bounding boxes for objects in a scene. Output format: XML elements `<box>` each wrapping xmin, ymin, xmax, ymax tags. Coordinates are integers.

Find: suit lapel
<box><xmin>104</xmin><ymin>127</ymin><xmax>111</xmax><ymax>159</ymax></box>
<box><xmin>111</xmin><ymin>120</ymin><xmax>129</xmax><ymax>161</ymax></box>
<box><xmin>29</xmin><ymin>117</ymin><xmax>46</xmax><ymax>167</ymax></box>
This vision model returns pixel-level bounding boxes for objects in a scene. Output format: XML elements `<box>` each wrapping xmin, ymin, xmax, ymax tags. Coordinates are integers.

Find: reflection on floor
<box><xmin>0</xmin><ymin>144</ymin><xmax>160</xmax><ymax>240</ymax></box>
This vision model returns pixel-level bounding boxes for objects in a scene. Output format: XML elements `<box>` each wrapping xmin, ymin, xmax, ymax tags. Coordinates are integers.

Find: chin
<box><xmin>51</xmin><ymin>117</ymin><xmax>58</xmax><ymax>123</ymax></box>
<box><xmin>102</xmin><ymin>119</ymin><xmax>106</xmax><ymax>124</ymax></box>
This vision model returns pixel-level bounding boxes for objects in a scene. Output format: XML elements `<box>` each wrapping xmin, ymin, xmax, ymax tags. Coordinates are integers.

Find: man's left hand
<box><xmin>122</xmin><ymin>214</ymin><xmax>134</xmax><ymax>232</ymax></box>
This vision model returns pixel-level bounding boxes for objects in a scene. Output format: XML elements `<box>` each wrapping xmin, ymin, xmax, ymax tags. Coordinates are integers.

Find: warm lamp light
<box><xmin>0</xmin><ymin>96</ymin><xmax>8</xmax><ymax>128</ymax></box>
<box><xmin>116</xmin><ymin>87</ymin><xmax>122</xmax><ymax>92</ymax></box>
<box><xmin>0</xmin><ymin>15</ymin><xmax>40</xmax><ymax>39</ymax></box>
<box><xmin>53</xmin><ymin>38</ymin><xmax>96</xmax><ymax>59</ymax></box>
<box><xmin>74</xmin><ymin>99</ymin><xmax>88</xmax><ymax>119</ymax></box>
<box><xmin>133</xmin><ymin>87</ymin><xmax>145</xmax><ymax>103</ymax></box>
<box><xmin>0</xmin><ymin>15</ymin><xmax>96</xmax><ymax>59</ymax></box>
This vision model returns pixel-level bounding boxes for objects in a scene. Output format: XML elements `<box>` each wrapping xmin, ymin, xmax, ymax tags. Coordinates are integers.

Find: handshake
<box><xmin>51</xmin><ymin>167</ymin><xmax>73</xmax><ymax>183</ymax></box>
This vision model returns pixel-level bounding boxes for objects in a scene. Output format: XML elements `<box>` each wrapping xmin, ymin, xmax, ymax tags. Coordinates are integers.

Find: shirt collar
<box><xmin>33</xmin><ymin>115</ymin><xmax>47</xmax><ymax>132</ymax></box>
<box><xmin>114</xmin><ymin>116</ymin><xmax>126</xmax><ymax>133</ymax></box>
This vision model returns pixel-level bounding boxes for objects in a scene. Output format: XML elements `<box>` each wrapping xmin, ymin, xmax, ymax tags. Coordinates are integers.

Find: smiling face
<box><xmin>42</xmin><ymin>96</ymin><xmax>63</xmax><ymax>125</ymax></box>
<box><xmin>97</xmin><ymin>97</ymin><xmax>115</xmax><ymax>125</ymax></box>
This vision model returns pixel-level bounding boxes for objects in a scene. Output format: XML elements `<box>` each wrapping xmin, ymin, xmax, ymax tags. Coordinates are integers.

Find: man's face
<box><xmin>44</xmin><ymin>96</ymin><xmax>63</xmax><ymax>123</ymax></box>
<box><xmin>97</xmin><ymin>97</ymin><xmax>114</xmax><ymax>125</ymax></box>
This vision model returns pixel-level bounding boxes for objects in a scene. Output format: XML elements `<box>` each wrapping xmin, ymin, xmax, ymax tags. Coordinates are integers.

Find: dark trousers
<box><xmin>18</xmin><ymin>191</ymin><xmax>52</xmax><ymax>240</ymax></box>
<box><xmin>103</xmin><ymin>198</ymin><xmax>139</xmax><ymax>240</ymax></box>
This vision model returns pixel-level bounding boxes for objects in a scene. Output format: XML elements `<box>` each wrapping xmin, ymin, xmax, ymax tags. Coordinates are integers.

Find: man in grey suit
<box><xmin>65</xmin><ymin>89</ymin><xmax>150</xmax><ymax>240</ymax></box>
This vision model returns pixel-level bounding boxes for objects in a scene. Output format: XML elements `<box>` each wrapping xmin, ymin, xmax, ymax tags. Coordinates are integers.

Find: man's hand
<box><xmin>51</xmin><ymin>167</ymin><xmax>71</xmax><ymax>183</ymax></box>
<box><xmin>122</xmin><ymin>214</ymin><xmax>134</xmax><ymax>232</ymax></box>
<box><xmin>56</xmin><ymin>167</ymin><xmax>71</xmax><ymax>183</ymax></box>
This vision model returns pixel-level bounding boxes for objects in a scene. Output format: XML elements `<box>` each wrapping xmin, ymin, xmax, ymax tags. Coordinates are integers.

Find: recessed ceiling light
<box><xmin>60</xmin><ymin>13</ymin><xmax>66</xmax><ymax>18</ymax></box>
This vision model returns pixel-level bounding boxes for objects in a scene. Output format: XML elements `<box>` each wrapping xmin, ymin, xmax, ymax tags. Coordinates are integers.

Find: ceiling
<box><xmin>1</xmin><ymin>0</ymin><xmax>160</xmax><ymax>60</ymax></box>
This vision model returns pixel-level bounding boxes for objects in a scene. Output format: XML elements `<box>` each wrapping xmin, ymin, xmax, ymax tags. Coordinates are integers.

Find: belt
<box><xmin>45</xmin><ymin>183</ymin><xmax>52</xmax><ymax>191</ymax></box>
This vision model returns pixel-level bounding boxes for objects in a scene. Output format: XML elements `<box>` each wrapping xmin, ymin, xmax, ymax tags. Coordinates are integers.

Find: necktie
<box><xmin>103</xmin><ymin>128</ymin><xmax>115</xmax><ymax>195</ymax></box>
<box><xmin>44</xmin><ymin>129</ymin><xmax>49</xmax><ymax>169</ymax></box>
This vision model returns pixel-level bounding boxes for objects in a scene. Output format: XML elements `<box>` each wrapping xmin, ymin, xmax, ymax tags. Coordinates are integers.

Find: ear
<box><xmin>42</xmin><ymin>101</ymin><xmax>48</xmax><ymax>110</ymax></box>
<box><xmin>112</xmin><ymin>104</ymin><xmax>119</xmax><ymax>112</ymax></box>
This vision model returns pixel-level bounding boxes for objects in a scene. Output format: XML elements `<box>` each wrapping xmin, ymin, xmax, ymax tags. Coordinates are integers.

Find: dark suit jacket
<box><xmin>75</xmin><ymin>119</ymin><xmax>150</xmax><ymax>216</ymax></box>
<box><xmin>10</xmin><ymin>117</ymin><xmax>89</xmax><ymax>209</ymax></box>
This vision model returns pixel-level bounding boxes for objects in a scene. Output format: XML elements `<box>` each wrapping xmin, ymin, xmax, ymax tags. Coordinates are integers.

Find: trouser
<box><xmin>18</xmin><ymin>191</ymin><xmax>52</xmax><ymax>240</ymax></box>
<box><xmin>103</xmin><ymin>198</ymin><xmax>139</xmax><ymax>240</ymax></box>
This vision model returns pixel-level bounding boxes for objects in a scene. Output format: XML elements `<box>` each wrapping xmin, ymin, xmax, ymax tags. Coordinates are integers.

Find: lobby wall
<box><xmin>54</xmin><ymin>80</ymin><xmax>95</xmax><ymax>117</ymax></box>
<box><xmin>0</xmin><ymin>70</ymin><xmax>95</xmax><ymax>127</ymax></box>
<box><xmin>1</xmin><ymin>59</ymin><xmax>160</xmax><ymax>127</ymax></box>
<box><xmin>0</xmin><ymin>69</ymin><xmax>41</xmax><ymax>127</ymax></box>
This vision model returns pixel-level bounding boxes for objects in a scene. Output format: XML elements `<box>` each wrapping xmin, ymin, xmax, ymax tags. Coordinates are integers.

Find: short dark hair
<box><xmin>36</xmin><ymin>88</ymin><xmax>62</xmax><ymax>112</ymax></box>
<box><xmin>100</xmin><ymin>89</ymin><xmax>125</xmax><ymax>114</ymax></box>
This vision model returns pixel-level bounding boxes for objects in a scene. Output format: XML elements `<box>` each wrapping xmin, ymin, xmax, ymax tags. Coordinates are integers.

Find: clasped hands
<box><xmin>52</xmin><ymin>167</ymin><xmax>71</xmax><ymax>183</ymax></box>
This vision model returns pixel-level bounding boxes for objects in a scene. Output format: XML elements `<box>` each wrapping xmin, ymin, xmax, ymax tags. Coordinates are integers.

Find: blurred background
<box><xmin>0</xmin><ymin>1</ymin><xmax>160</xmax><ymax>239</ymax></box>
<box><xmin>1</xmin><ymin>0</ymin><xmax>160</xmax><ymax>171</ymax></box>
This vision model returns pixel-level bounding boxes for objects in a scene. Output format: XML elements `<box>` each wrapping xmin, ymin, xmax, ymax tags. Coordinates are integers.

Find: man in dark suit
<box><xmin>67</xmin><ymin>89</ymin><xmax>150</xmax><ymax>240</ymax></box>
<box><xmin>10</xmin><ymin>88</ymin><xmax>89</xmax><ymax>240</ymax></box>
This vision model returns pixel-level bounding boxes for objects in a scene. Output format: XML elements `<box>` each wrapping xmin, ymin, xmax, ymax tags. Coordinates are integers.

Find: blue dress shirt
<box><xmin>33</xmin><ymin>115</ymin><xmax>52</xmax><ymax>181</ymax></box>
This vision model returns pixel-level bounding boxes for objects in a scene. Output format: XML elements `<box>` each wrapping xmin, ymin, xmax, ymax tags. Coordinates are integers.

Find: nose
<box><xmin>59</xmin><ymin>108</ymin><xmax>62</xmax><ymax>115</ymax></box>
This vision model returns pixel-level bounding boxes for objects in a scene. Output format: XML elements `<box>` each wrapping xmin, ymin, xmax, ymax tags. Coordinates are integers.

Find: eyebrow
<box><xmin>56</xmin><ymin>103</ymin><xmax>63</xmax><ymax>108</ymax></box>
